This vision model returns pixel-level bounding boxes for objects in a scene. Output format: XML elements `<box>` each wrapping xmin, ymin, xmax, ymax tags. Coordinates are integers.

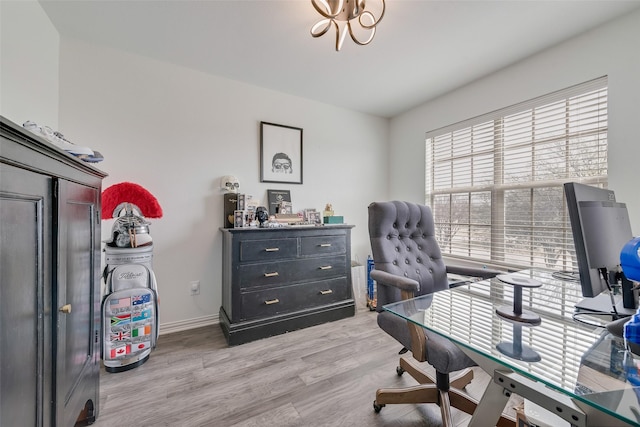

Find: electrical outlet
<box><xmin>190</xmin><ymin>280</ymin><xmax>200</xmax><ymax>296</ymax></box>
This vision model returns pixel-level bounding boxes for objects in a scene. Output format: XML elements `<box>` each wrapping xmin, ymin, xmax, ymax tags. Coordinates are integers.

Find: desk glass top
<box><xmin>383</xmin><ymin>269</ymin><xmax>640</xmax><ymax>426</ymax></box>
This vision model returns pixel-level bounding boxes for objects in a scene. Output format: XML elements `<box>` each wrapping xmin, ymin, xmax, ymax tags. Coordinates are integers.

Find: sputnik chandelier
<box><xmin>310</xmin><ymin>0</ymin><xmax>386</xmax><ymax>51</ymax></box>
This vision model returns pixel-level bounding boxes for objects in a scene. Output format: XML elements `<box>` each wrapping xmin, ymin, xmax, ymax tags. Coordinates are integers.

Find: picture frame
<box><xmin>267</xmin><ymin>189</ymin><xmax>291</xmax><ymax>215</ymax></box>
<box><xmin>279</xmin><ymin>201</ymin><xmax>292</xmax><ymax>214</ymax></box>
<box><xmin>308</xmin><ymin>211</ymin><xmax>321</xmax><ymax>225</ymax></box>
<box><xmin>233</xmin><ymin>210</ymin><xmax>245</xmax><ymax>228</ymax></box>
<box><xmin>260</xmin><ymin>121</ymin><xmax>303</xmax><ymax>184</ymax></box>
<box><xmin>303</xmin><ymin>208</ymin><xmax>317</xmax><ymax>222</ymax></box>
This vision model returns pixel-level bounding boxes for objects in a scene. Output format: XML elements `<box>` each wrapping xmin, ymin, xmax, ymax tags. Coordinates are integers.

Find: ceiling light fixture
<box><xmin>310</xmin><ymin>0</ymin><xmax>385</xmax><ymax>52</ymax></box>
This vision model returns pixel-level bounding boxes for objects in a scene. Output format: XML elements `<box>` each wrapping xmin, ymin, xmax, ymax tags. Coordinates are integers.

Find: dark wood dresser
<box><xmin>219</xmin><ymin>225</ymin><xmax>355</xmax><ymax>345</ymax></box>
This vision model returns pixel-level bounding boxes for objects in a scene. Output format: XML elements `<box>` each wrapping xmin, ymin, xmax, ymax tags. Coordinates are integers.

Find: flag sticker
<box><xmin>132</xmin><ymin>324</ymin><xmax>152</xmax><ymax>337</ymax></box>
<box><xmin>109</xmin><ymin>344</ymin><xmax>131</xmax><ymax>359</ymax></box>
<box><xmin>110</xmin><ymin>330</ymin><xmax>130</xmax><ymax>341</ymax></box>
<box><xmin>132</xmin><ymin>294</ymin><xmax>151</xmax><ymax>306</ymax></box>
<box><xmin>133</xmin><ymin>341</ymin><xmax>151</xmax><ymax>352</ymax></box>
<box><xmin>132</xmin><ymin>308</ymin><xmax>152</xmax><ymax>322</ymax></box>
<box><xmin>110</xmin><ymin>297</ymin><xmax>131</xmax><ymax>310</ymax></box>
<box><xmin>111</xmin><ymin>314</ymin><xmax>131</xmax><ymax>326</ymax></box>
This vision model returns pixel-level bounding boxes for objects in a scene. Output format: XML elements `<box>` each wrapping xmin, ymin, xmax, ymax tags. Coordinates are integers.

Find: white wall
<box><xmin>7</xmin><ymin>0</ymin><xmax>637</xmax><ymax>332</ymax></box>
<box><xmin>0</xmin><ymin>0</ymin><xmax>59</xmax><ymax>127</ymax></box>
<box><xmin>57</xmin><ymin>38</ymin><xmax>389</xmax><ymax>330</ymax></box>
<box><xmin>390</xmin><ymin>10</ymin><xmax>640</xmax><ymax>235</ymax></box>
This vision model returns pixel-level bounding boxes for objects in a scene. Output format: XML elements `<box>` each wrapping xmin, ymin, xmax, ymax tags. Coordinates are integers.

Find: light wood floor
<box><xmin>92</xmin><ymin>310</ymin><xmax>517</xmax><ymax>427</ymax></box>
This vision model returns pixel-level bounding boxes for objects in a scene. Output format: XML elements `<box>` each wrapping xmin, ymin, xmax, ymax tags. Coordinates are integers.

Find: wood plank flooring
<box><xmin>92</xmin><ymin>310</ymin><xmax>518</xmax><ymax>427</ymax></box>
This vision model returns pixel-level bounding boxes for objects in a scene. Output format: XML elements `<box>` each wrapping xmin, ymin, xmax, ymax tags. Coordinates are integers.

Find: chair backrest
<box><xmin>368</xmin><ymin>201</ymin><xmax>448</xmax><ymax>311</ymax></box>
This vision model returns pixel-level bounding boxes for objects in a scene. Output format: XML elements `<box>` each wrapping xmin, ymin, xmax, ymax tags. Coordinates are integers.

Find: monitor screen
<box><xmin>579</xmin><ymin>200</ymin><xmax>632</xmax><ymax>269</ymax></box>
<box><xmin>564</xmin><ymin>182</ymin><xmax>633</xmax><ymax>299</ymax></box>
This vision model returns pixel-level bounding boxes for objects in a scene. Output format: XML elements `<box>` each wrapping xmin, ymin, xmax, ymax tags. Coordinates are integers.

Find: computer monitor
<box><xmin>564</xmin><ymin>182</ymin><xmax>635</xmax><ymax>316</ymax></box>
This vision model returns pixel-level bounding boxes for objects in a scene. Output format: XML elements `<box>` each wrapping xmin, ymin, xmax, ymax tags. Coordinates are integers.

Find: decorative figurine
<box><xmin>323</xmin><ymin>203</ymin><xmax>334</xmax><ymax>218</ymax></box>
<box><xmin>221</xmin><ymin>175</ymin><xmax>240</xmax><ymax>193</ymax></box>
<box><xmin>255</xmin><ymin>206</ymin><xmax>269</xmax><ymax>227</ymax></box>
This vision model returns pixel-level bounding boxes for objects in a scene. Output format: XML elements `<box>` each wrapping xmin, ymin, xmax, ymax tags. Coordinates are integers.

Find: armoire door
<box><xmin>55</xmin><ymin>178</ymin><xmax>100</xmax><ymax>426</ymax></box>
<box><xmin>0</xmin><ymin>163</ymin><xmax>53</xmax><ymax>427</ymax></box>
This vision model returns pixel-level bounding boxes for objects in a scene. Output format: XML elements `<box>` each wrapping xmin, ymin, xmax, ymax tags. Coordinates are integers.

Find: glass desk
<box><xmin>383</xmin><ymin>269</ymin><xmax>640</xmax><ymax>427</ymax></box>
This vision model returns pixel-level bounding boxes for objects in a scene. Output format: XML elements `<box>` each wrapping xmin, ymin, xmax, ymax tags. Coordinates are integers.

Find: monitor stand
<box><xmin>575</xmin><ymin>293</ymin><xmax>637</xmax><ymax>317</ymax></box>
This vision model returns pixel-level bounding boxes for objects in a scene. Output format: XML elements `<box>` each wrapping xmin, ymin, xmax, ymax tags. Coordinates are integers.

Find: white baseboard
<box><xmin>159</xmin><ymin>314</ymin><xmax>219</xmax><ymax>336</ymax></box>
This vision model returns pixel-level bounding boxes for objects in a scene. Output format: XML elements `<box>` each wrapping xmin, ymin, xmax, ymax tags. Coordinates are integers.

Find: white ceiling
<box><xmin>39</xmin><ymin>0</ymin><xmax>640</xmax><ymax>118</ymax></box>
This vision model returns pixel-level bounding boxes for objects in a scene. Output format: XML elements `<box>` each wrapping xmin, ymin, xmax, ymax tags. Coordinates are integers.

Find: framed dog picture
<box><xmin>260</xmin><ymin>121</ymin><xmax>303</xmax><ymax>184</ymax></box>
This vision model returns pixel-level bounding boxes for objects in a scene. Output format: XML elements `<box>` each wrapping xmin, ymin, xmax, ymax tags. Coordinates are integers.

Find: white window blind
<box><xmin>425</xmin><ymin>77</ymin><xmax>608</xmax><ymax>273</ymax></box>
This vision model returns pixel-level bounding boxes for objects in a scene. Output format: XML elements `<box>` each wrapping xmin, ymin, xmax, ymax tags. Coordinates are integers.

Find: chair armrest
<box><xmin>370</xmin><ymin>269</ymin><xmax>419</xmax><ymax>293</ymax></box>
<box><xmin>446</xmin><ymin>264</ymin><xmax>503</xmax><ymax>280</ymax></box>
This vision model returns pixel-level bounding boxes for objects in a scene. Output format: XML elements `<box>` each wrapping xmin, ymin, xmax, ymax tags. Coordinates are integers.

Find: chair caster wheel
<box><xmin>373</xmin><ymin>401</ymin><xmax>385</xmax><ymax>413</ymax></box>
<box><xmin>396</xmin><ymin>366</ymin><xmax>405</xmax><ymax>376</ymax></box>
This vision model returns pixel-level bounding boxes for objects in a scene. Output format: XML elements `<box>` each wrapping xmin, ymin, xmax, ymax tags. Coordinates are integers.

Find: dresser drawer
<box><xmin>239</xmin><ymin>238</ymin><xmax>297</xmax><ymax>262</ymax></box>
<box><xmin>240</xmin><ymin>277</ymin><xmax>351</xmax><ymax>320</ymax></box>
<box><xmin>300</xmin><ymin>235</ymin><xmax>346</xmax><ymax>256</ymax></box>
<box><xmin>238</xmin><ymin>255</ymin><xmax>347</xmax><ymax>290</ymax></box>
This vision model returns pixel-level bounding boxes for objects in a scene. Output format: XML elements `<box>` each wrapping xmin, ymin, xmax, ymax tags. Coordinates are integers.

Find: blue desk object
<box><xmin>383</xmin><ymin>269</ymin><xmax>640</xmax><ymax>427</ymax></box>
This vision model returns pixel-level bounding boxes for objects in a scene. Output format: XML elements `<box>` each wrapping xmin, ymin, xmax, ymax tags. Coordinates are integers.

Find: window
<box><xmin>426</xmin><ymin>77</ymin><xmax>608</xmax><ymax>274</ymax></box>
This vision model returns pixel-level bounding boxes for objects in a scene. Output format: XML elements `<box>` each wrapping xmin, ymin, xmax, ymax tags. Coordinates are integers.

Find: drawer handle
<box><xmin>264</xmin><ymin>298</ymin><xmax>280</xmax><ymax>305</ymax></box>
<box><xmin>59</xmin><ymin>304</ymin><xmax>72</xmax><ymax>314</ymax></box>
<box><xmin>264</xmin><ymin>272</ymin><xmax>279</xmax><ymax>277</ymax></box>
<box><xmin>319</xmin><ymin>243</ymin><xmax>332</xmax><ymax>247</ymax></box>
<box><xmin>265</xmin><ymin>248</ymin><xmax>280</xmax><ymax>252</ymax></box>
<box><xmin>320</xmin><ymin>290</ymin><xmax>333</xmax><ymax>295</ymax></box>
<box><xmin>319</xmin><ymin>265</ymin><xmax>332</xmax><ymax>270</ymax></box>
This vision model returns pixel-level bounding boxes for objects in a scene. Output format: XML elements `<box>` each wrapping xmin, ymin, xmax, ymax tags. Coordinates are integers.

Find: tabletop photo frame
<box><xmin>266</xmin><ymin>189</ymin><xmax>291</xmax><ymax>215</ymax></box>
<box><xmin>260</xmin><ymin>121</ymin><xmax>303</xmax><ymax>184</ymax></box>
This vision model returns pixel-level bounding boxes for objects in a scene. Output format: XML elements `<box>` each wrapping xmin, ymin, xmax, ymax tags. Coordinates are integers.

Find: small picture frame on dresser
<box><xmin>234</xmin><ymin>210</ymin><xmax>245</xmax><ymax>228</ymax></box>
<box><xmin>303</xmin><ymin>208</ymin><xmax>317</xmax><ymax>222</ymax></box>
<box><xmin>279</xmin><ymin>201</ymin><xmax>292</xmax><ymax>214</ymax></box>
<box><xmin>237</xmin><ymin>194</ymin><xmax>246</xmax><ymax>210</ymax></box>
<box><xmin>267</xmin><ymin>189</ymin><xmax>291</xmax><ymax>215</ymax></box>
<box><xmin>308</xmin><ymin>211</ymin><xmax>321</xmax><ymax>224</ymax></box>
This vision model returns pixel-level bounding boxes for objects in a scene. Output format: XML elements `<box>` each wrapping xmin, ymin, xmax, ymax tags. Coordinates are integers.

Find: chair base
<box><xmin>398</xmin><ymin>355</ymin><xmax>475</xmax><ymax>389</ymax></box>
<box><xmin>374</xmin><ymin>356</ymin><xmax>515</xmax><ymax>427</ymax></box>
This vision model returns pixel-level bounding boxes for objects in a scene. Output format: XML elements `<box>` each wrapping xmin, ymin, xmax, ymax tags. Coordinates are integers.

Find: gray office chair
<box><xmin>368</xmin><ymin>201</ymin><xmax>511</xmax><ymax>426</ymax></box>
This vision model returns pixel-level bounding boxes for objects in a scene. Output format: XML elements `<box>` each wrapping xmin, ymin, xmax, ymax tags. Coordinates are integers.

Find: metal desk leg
<box><xmin>457</xmin><ymin>346</ymin><xmax>510</xmax><ymax>427</ymax></box>
<box><xmin>468</xmin><ymin>380</ymin><xmax>511</xmax><ymax>427</ymax></box>
<box><xmin>493</xmin><ymin>371</ymin><xmax>586</xmax><ymax>427</ymax></box>
<box><xmin>496</xmin><ymin>371</ymin><xmax>637</xmax><ymax>427</ymax></box>
<box><xmin>458</xmin><ymin>341</ymin><xmax>633</xmax><ymax>427</ymax></box>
